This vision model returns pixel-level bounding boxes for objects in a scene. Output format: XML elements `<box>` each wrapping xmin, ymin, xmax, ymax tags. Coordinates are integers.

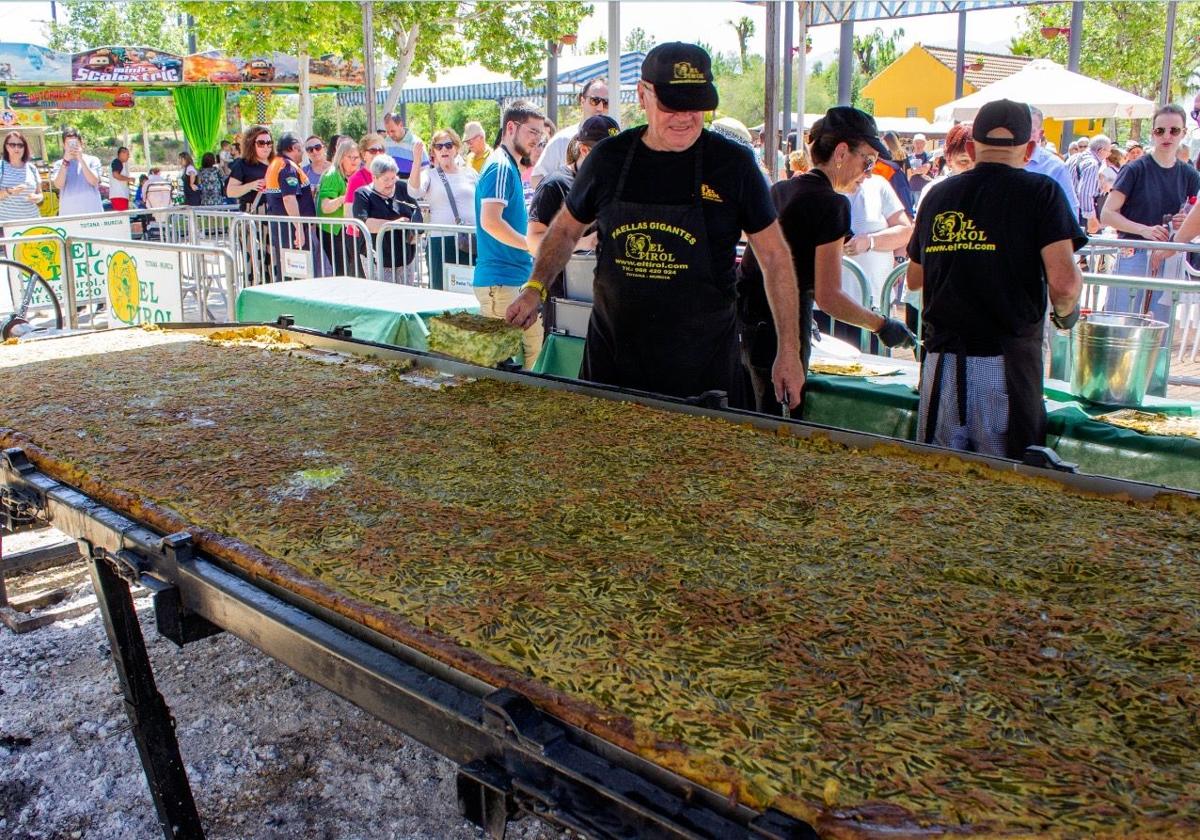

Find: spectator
<box><xmin>1025</xmin><ymin>107</ymin><xmax>1079</xmax><ymax>220</ymax></box>
<box><xmin>227</xmin><ymin>124</ymin><xmax>273</xmax><ymax>212</ymax></box>
<box><xmin>178</xmin><ymin>151</ymin><xmax>200</xmax><ymax>206</ymax></box>
<box><xmin>531</xmin><ymin>77</ymin><xmax>608</xmax><ymax>188</ymax></box>
<box><xmin>133</xmin><ymin>174</ymin><xmax>149</xmax><ymax>208</ymax></box>
<box><xmin>265</xmin><ymin>133</ymin><xmax>316</xmax><ymax>251</ymax></box>
<box><xmin>787</xmin><ymin>147</ymin><xmax>810</xmax><ymax>177</ymax></box>
<box><xmin>474</xmin><ymin>99</ymin><xmax>545</xmax><ymax>368</ymax></box>
<box><xmin>343</xmin><ymin>132</ymin><xmax>384</xmax><ymax>216</ymax></box>
<box><xmin>196</xmin><ymin>152</ymin><xmax>225</xmax><ymax>206</ymax></box>
<box><xmin>353</xmin><ymin>154</ymin><xmax>420</xmax><ymax>283</ymax></box>
<box><xmin>407</xmin><ymin>127</ymin><xmax>478</xmax><ymax>290</ymax></box>
<box><xmin>1068</xmin><ymin>134</ymin><xmax>1111</xmax><ymax>233</ymax></box>
<box><xmin>876</xmin><ymin>131</ymin><xmax>915</xmax><ymax>216</ymax></box>
<box><xmin>108</xmin><ymin>146</ymin><xmax>134</xmax><ymax>212</ymax></box>
<box><xmin>1101</xmin><ymin>103</ymin><xmax>1200</xmax><ymax>320</ymax></box>
<box><xmin>462</xmin><ymin>121</ymin><xmax>489</xmax><ymax>173</ymax></box>
<box><xmin>1125</xmin><ymin>138</ymin><xmax>1144</xmax><ymax>163</ymax></box>
<box><xmin>710</xmin><ymin>116</ymin><xmax>767</xmax><ymax>179</ymax></box>
<box><xmin>1065</xmin><ymin>139</ymin><xmax>1081</xmax><ymax>157</ymax></box>
<box><xmin>382</xmin><ymin>113</ymin><xmax>425</xmax><ymax>178</ymax></box>
<box><xmin>906</xmin><ymin>132</ymin><xmax>933</xmax><ymax>200</ymax></box>
<box><xmin>1098</xmin><ymin>146</ymin><xmax>1124</xmax><ymax>196</ymax></box>
<box><xmin>218</xmin><ymin>139</ymin><xmax>234</xmax><ymax>177</ymax></box>
<box><xmin>1179</xmin><ymin>145</ymin><xmax>1192</xmax><ymax>166</ymax></box>
<box><xmin>318</xmin><ymin>138</ymin><xmax>364</xmax><ymax>276</ymax></box>
<box><xmin>302</xmin><ymin>135</ymin><xmax>330</xmax><ymax>194</ymax></box>
<box><xmin>0</xmin><ymin>130</ymin><xmax>43</xmax><ymax>225</ymax></box>
<box><xmin>51</xmin><ymin>127</ymin><xmax>102</xmax><ymax>216</ymax></box>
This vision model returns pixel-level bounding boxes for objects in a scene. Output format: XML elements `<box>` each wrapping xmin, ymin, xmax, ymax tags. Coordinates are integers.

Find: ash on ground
<box><xmin>0</xmin><ymin>569</ymin><xmax>563</xmax><ymax>840</ymax></box>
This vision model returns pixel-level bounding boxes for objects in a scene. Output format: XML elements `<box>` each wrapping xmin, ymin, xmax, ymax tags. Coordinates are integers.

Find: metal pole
<box><xmin>954</xmin><ymin>10</ymin><xmax>967</xmax><ymax>100</ymax></box>
<box><xmin>361</xmin><ymin>1</ymin><xmax>377</xmax><ymax>135</ymax></box>
<box><xmin>1160</xmin><ymin>0</ymin><xmax>1177</xmax><ymax>106</ymax></box>
<box><xmin>782</xmin><ymin>1</ymin><xmax>794</xmax><ymax>152</ymax></box>
<box><xmin>837</xmin><ymin>19</ymin><xmax>853</xmax><ymax>106</ymax></box>
<box><xmin>764</xmin><ymin>0</ymin><xmax>779</xmax><ymax>180</ymax></box>
<box><xmin>547</xmin><ymin>42</ymin><xmax>559</xmax><ymax>126</ymax></box>
<box><xmin>608</xmin><ymin>2</ymin><xmax>621</xmax><ymax>127</ymax></box>
<box><xmin>186</xmin><ymin>14</ymin><xmax>196</xmax><ymax>55</ymax></box>
<box><xmin>796</xmin><ymin>7</ymin><xmax>808</xmax><ymax>140</ymax></box>
<box><xmin>1062</xmin><ymin>1</ymin><xmax>1084</xmax><ymax>142</ymax></box>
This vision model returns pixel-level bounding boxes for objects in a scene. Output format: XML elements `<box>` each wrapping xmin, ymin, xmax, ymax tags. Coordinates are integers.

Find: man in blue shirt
<box><xmin>1025</xmin><ymin>107</ymin><xmax>1079</xmax><ymax>222</ymax></box>
<box><xmin>474</xmin><ymin>99</ymin><xmax>546</xmax><ymax>368</ymax></box>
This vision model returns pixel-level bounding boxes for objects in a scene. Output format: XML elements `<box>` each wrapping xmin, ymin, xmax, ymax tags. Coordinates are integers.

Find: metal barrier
<box><xmin>372</xmin><ymin>220</ymin><xmax>476</xmax><ymax>290</ymax></box>
<box><xmin>231</xmin><ymin>212</ymin><xmax>375</xmax><ymax>287</ymax></box>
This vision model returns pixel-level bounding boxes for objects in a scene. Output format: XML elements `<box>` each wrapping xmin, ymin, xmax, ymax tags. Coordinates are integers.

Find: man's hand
<box><xmin>1142</xmin><ymin>223</ymin><xmax>1170</xmax><ymax>242</ymax></box>
<box><xmin>1150</xmin><ymin>248</ymin><xmax>1170</xmax><ymax>274</ymax></box>
<box><xmin>1086</xmin><ymin>216</ymin><xmax>1101</xmax><ymax>235</ymax></box>
<box><xmin>505</xmin><ymin>287</ymin><xmax>541</xmax><ymax>330</ymax></box>
<box><xmin>843</xmin><ymin>234</ymin><xmax>871</xmax><ymax>257</ymax></box>
<box><xmin>876</xmin><ymin>317</ymin><xmax>917</xmax><ymax>349</ymax></box>
<box><xmin>772</xmin><ymin>349</ymin><xmax>805</xmax><ymax>411</ymax></box>
<box><xmin>293</xmin><ymin>228</ymin><xmax>304</xmax><ymax>249</ymax></box>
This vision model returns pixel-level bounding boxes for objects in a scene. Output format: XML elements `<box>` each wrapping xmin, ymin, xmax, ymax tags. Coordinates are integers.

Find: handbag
<box><xmin>435</xmin><ymin>167</ymin><xmax>476</xmax><ymax>255</ymax></box>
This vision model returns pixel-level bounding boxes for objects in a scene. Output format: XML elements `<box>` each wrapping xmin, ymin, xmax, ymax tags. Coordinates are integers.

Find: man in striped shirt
<box><xmin>1068</xmin><ymin>134</ymin><xmax>1111</xmax><ymax>234</ymax></box>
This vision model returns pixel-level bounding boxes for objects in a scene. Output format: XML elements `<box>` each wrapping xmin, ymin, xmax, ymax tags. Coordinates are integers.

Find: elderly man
<box><xmin>907</xmin><ymin>99</ymin><xmax>1085</xmax><ymax>459</ymax></box>
<box><xmin>507</xmin><ymin>42</ymin><xmax>805</xmax><ymax>410</ymax></box>
<box><xmin>1024</xmin><ymin>107</ymin><xmax>1079</xmax><ymax>221</ymax></box>
<box><xmin>530</xmin><ymin>77</ymin><xmax>609</xmax><ymax>188</ymax></box>
<box><xmin>1068</xmin><ymin>133</ymin><xmax>1111</xmax><ymax>234</ymax></box>
<box><xmin>462</xmin><ymin>121</ymin><xmax>490</xmax><ymax>173</ymax></box>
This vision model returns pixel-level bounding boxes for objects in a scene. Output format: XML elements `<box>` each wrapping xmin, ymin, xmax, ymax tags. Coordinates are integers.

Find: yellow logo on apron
<box><xmin>106</xmin><ymin>250</ymin><xmax>141</xmax><ymax>324</ymax></box>
<box><xmin>927</xmin><ymin>211</ymin><xmax>996</xmax><ymax>253</ymax></box>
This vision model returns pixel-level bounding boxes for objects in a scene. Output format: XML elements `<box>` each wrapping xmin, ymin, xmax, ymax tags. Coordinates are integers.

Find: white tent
<box><xmin>933</xmin><ymin>59</ymin><xmax>1156</xmax><ymax>123</ymax></box>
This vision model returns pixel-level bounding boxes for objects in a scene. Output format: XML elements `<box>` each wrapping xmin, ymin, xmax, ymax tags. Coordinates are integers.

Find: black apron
<box><xmin>581</xmin><ymin>128</ymin><xmax>746</xmax><ymax>407</ymax></box>
<box><xmin>922</xmin><ymin>324</ymin><xmax>1045</xmax><ymax>460</ymax></box>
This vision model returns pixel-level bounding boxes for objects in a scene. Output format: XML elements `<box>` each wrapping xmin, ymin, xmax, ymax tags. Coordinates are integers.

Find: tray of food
<box><xmin>1</xmin><ymin>326</ymin><xmax>1197</xmax><ymax>839</ymax></box>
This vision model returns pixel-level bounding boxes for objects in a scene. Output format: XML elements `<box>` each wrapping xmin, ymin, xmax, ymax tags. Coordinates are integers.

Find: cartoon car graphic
<box><xmin>87</xmin><ymin>53</ymin><xmax>114</xmax><ymax>70</ymax></box>
<box><xmin>242</xmin><ymin>59</ymin><xmax>275</xmax><ymax>82</ymax></box>
<box><xmin>208</xmin><ymin>69</ymin><xmax>241</xmax><ymax>83</ymax></box>
<box><xmin>147</xmin><ymin>54</ymin><xmax>183</xmax><ymax>75</ymax></box>
<box><xmin>112</xmin><ymin>92</ymin><xmax>135</xmax><ymax>108</ymax></box>
<box><xmin>8</xmin><ymin>91</ymin><xmax>38</xmax><ymax>108</ymax></box>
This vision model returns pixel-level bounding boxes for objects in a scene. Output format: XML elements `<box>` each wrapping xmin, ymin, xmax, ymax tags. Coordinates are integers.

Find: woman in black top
<box><xmin>736</xmin><ymin>107</ymin><xmax>914</xmax><ymax>414</ymax></box>
<box><xmin>227</xmin><ymin>124</ymin><xmax>273</xmax><ymax>212</ymax></box>
<box><xmin>352</xmin><ymin>155</ymin><xmax>420</xmax><ymax>283</ymax></box>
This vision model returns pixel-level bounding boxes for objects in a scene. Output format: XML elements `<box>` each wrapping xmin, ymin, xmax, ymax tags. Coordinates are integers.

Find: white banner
<box><xmin>104</xmin><ymin>247</ymin><xmax>184</xmax><ymax>326</ymax></box>
<box><xmin>3</xmin><ymin>215</ymin><xmax>130</xmax><ymax>306</ymax></box>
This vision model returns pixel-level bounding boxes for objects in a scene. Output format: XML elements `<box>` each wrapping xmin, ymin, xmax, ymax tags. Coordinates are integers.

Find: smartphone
<box><xmin>67</xmin><ymin>139</ymin><xmax>80</xmax><ymax>153</ymax></box>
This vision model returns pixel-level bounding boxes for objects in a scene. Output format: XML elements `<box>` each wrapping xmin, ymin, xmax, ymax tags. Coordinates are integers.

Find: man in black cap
<box><xmin>906</xmin><ymin>98</ymin><xmax>1086</xmax><ymax>459</ymax></box>
<box><xmin>506</xmin><ymin>42</ymin><xmax>806</xmax><ymax>411</ymax></box>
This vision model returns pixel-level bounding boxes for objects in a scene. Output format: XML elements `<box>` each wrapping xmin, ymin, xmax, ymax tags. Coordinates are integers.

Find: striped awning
<box><xmin>802</xmin><ymin>0</ymin><xmax>1044</xmax><ymax>25</ymax></box>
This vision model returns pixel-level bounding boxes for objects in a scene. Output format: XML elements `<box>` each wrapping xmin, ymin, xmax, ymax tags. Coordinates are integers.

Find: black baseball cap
<box><xmin>641</xmin><ymin>42</ymin><xmax>718</xmax><ymax>112</ymax></box>
<box><xmin>973</xmin><ymin>99</ymin><xmax>1032</xmax><ymax>147</ymax></box>
<box><xmin>276</xmin><ymin>133</ymin><xmax>301</xmax><ymax>154</ymax></box>
<box><xmin>809</xmin><ymin>107</ymin><xmax>888</xmax><ymax>158</ymax></box>
<box><xmin>577</xmin><ymin>115</ymin><xmax>620</xmax><ymax>145</ymax></box>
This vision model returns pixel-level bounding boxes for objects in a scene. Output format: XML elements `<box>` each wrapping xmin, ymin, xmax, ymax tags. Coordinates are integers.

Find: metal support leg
<box><xmin>89</xmin><ymin>548</ymin><xmax>206</xmax><ymax>840</ymax></box>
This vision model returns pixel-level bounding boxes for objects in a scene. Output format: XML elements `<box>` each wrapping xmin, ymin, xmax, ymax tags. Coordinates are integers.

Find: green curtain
<box><xmin>172</xmin><ymin>85</ymin><xmax>226</xmax><ymax>158</ymax></box>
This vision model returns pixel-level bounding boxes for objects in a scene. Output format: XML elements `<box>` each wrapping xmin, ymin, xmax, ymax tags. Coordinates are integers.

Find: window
<box><xmin>906</xmin><ymin>107</ymin><xmax>919</xmax><ymax>118</ymax></box>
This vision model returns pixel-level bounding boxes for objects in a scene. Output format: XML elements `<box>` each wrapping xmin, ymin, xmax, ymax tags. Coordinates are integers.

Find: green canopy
<box><xmin>172</xmin><ymin>85</ymin><xmax>226</xmax><ymax>157</ymax></box>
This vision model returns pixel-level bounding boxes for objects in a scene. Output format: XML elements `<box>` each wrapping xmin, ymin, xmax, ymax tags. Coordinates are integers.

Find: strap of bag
<box><xmin>435</xmin><ymin>167</ymin><xmax>464</xmax><ymax>225</ymax></box>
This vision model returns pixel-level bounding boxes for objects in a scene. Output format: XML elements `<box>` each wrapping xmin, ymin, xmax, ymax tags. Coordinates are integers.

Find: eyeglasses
<box><xmin>587</xmin><ymin>96</ymin><xmax>609</xmax><ymax>108</ymax></box>
<box><xmin>5</xmin><ymin>141</ymin><xmax>25</xmax><ymax>148</ymax></box>
<box><xmin>255</xmin><ymin>138</ymin><xmax>273</xmax><ymax>147</ymax></box>
<box><xmin>431</xmin><ymin>141</ymin><xmax>456</xmax><ymax>150</ymax></box>
<box><xmin>1152</xmin><ymin>126</ymin><xmax>1184</xmax><ymax>137</ymax></box>
<box><xmin>305</xmin><ymin>143</ymin><xmax>323</xmax><ymax>152</ymax></box>
<box><xmin>854</xmin><ymin>149</ymin><xmax>878</xmax><ymax>171</ymax></box>
<box><xmin>365</xmin><ymin>146</ymin><xmax>385</xmax><ymax>154</ymax></box>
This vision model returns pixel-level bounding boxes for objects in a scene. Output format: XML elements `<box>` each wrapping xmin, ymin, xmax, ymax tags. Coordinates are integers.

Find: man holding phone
<box><xmin>51</xmin><ymin>127</ymin><xmax>103</xmax><ymax>216</ymax></box>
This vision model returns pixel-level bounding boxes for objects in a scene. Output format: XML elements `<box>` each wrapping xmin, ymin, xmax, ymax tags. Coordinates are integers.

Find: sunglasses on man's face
<box><xmin>1152</xmin><ymin>126</ymin><xmax>1184</xmax><ymax>137</ymax></box>
<box><xmin>305</xmin><ymin>143</ymin><xmax>323</xmax><ymax>152</ymax></box>
<box><xmin>587</xmin><ymin>96</ymin><xmax>609</xmax><ymax>108</ymax></box>
<box><xmin>432</xmin><ymin>141</ymin><xmax>456</xmax><ymax>150</ymax></box>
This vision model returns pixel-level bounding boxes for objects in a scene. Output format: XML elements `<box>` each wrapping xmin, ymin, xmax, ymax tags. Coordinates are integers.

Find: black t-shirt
<box><xmin>229</xmin><ymin>159</ymin><xmax>269</xmax><ymax>212</ymax></box>
<box><xmin>353</xmin><ymin>184</ymin><xmax>420</xmax><ymax>266</ymax></box>
<box><xmin>1110</xmin><ymin>154</ymin><xmax>1200</xmax><ymax>240</ymax></box>
<box><xmin>566</xmin><ymin>128</ymin><xmax>775</xmax><ymax>284</ymax></box>
<box><xmin>529</xmin><ymin>167</ymin><xmax>574</xmax><ymax>227</ymax></box>
<box><xmin>737</xmin><ymin>168</ymin><xmax>851</xmax><ymax>326</ymax></box>
<box><xmin>908</xmin><ymin>162</ymin><xmax>1087</xmax><ymax>355</ymax></box>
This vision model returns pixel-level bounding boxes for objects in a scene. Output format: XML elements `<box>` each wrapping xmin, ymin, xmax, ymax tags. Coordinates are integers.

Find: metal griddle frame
<box><xmin>3</xmin><ymin>322</ymin><xmax>1193</xmax><ymax>840</ymax></box>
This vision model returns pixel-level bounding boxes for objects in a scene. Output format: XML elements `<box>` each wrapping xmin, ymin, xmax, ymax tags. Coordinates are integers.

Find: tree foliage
<box><xmin>623</xmin><ymin>27</ymin><xmax>655</xmax><ymax>53</ymax></box>
<box><xmin>1011</xmin><ymin>2</ymin><xmax>1200</xmax><ymax>103</ymax></box>
<box><xmin>852</xmin><ymin>27</ymin><xmax>905</xmax><ymax>79</ymax></box>
<box><xmin>727</xmin><ymin>16</ymin><xmax>755</xmax><ymax>72</ymax></box>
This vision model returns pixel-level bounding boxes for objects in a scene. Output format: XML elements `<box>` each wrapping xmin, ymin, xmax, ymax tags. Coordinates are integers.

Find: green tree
<box><xmin>727</xmin><ymin>16</ymin><xmax>755</xmax><ymax>72</ymax></box>
<box><xmin>1011</xmin><ymin>2</ymin><xmax>1200</xmax><ymax>105</ymax></box>
<box><xmin>623</xmin><ymin>27</ymin><xmax>655</xmax><ymax>53</ymax></box>
<box><xmin>584</xmin><ymin>35</ymin><xmax>607</xmax><ymax>56</ymax></box>
<box><xmin>852</xmin><ymin>27</ymin><xmax>905</xmax><ymax>78</ymax></box>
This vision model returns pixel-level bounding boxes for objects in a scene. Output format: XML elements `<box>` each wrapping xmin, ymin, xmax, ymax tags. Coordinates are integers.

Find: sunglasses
<box><xmin>255</xmin><ymin>138</ymin><xmax>273</xmax><ymax>146</ymax></box>
<box><xmin>5</xmin><ymin>141</ymin><xmax>25</xmax><ymax>148</ymax></box>
<box><xmin>431</xmin><ymin>141</ymin><xmax>455</xmax><ymax>150</ymax></box>
<box><xmin>854</xmin><ymin>149</ymin><xmax>878</xmax><ymax>171</ymax></box>
<box><xmin>587</xmin><ymin>96</ymin><xmax>609</xmax><ymax>107</ymax></box>
<box><xmin>365</xmin><ymin>146</ymin><xmax>385</xmax><ymax>153</ymax></box>
<box><xmin>1152</xmin><ymin>126</ymin><xmax>1184</xmax><ymax>137</ymax></box>
<box><xmin>305</xmin><ymin>143</ymin><xmax>323</xmax><ymax>152</ymax></box>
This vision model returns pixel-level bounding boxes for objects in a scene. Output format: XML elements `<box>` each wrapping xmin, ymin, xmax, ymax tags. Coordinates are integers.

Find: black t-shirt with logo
<box><xmin>566</xmin><ymin>128</ymin><xmax>775</xmax><ymax>287</ymax></box>
<box><xmin>1110</xmin><ymin>154</ymin><xmax>1200</xmax><ymax>240</ymax></box>
<box><xmin>907</xmin><ymin>162</ymin><xmax>1087</xmax><ymax>355</ymax></box>
<box><xmin>228</xmin><ymin>159</ymin><xmax>269</xmax><ymax>212</ymax></box>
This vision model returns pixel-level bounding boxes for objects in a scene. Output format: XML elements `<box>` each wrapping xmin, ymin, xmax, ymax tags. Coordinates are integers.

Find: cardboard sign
<box><xmin>280</xmin><ymin>247</ymin><xmax>313</xmax><ymax>280</ymax></box>
<box><xmin>104</xmin><ymin>247</ymin><xmax>183</xmax><ymax>325</ymax></box>
<box><xmin>443</xmin><ymin>264</ymin><xmax>476</xmax><ymax>295</ymax></box>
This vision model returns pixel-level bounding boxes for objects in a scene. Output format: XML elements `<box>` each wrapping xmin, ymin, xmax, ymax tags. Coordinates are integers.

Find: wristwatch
<box><xmin>867</xmin><ymin>234</ymin><xmax>876</xmax><ymax>252</ymax></box>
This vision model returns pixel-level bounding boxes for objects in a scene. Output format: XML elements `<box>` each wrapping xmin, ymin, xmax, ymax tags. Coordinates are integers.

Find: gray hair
<box><xmin>1089</xmin><ymin>134</ymin><xmax>1112</xmax><ymax>152</ymax></box>
<box><xmin>370</xmin><ymin>154</ymin><xmax>399</xmax><ymax>178</ymax></box>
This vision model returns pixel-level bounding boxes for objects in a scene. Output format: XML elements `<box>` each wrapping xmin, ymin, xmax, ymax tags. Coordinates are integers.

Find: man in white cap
<box><xmin>462</xmin><ymin>121</ymin><xmax>489</xmax><ymax>174</ymax></box>
<box><xmin>907</xmin><ymin>98</ymin><xmax>1085</xmax><ymax>459</ymax></box>
<box><xmin>907</xmin><ymin>133</ymin><xmax>933</xmax><ymax>199</ymax></box>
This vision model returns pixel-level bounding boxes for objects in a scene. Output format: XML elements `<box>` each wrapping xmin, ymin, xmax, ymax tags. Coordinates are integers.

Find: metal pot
<box><xmin>1070</xmin><ymin>312</ymin><xmax>1166</xmax><ymax>406</ymax></box>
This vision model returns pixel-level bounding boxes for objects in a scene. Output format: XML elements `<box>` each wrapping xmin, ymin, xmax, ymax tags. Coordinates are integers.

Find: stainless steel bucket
<box><xmin>1070</xmin><ymin>312</ymin><xmax>1167</xmax><ymax>406</ymax></box>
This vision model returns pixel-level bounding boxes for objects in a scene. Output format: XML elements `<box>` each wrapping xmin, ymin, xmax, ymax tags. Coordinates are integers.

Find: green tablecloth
<box><xmin>236</xmin><ymin>277</ymin><xmax>479</xmax><ymax>349</ymax></box>
<box><xmin>532</xmin><ymin>333</ymin><xmax>1200</xmax><ymax>490</ymax></box>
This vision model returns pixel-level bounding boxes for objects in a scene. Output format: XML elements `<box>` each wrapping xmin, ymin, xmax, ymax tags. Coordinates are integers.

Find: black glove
<box><xmin>1051</xmin><ymin>306</ymin><xmax>1080</xmax><ymax>331</ymax></box>
<box><xmin>875</xmin><ymin>317</ymin><xmax>917</xmax><ymax>349</ymax></box>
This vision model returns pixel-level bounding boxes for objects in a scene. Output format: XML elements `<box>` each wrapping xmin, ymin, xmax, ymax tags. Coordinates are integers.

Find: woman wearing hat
<box><xmin>736</xmin><ymin>106</ymin><xmax>916</xmax><ymax>414</ymax></box>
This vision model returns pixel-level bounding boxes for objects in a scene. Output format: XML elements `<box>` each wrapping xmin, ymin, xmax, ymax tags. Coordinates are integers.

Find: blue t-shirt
<box><xmin>473</xmin><ymin>146</ymin><xmax>532</xmax><ymax>287</ymax></box>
